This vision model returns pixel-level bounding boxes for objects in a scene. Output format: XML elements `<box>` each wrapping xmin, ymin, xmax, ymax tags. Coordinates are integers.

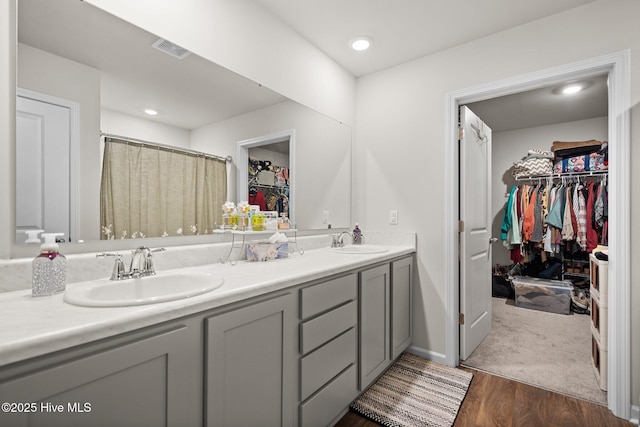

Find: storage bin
<box><xmin>589</xmin><ymin>253</ymin><xmax>608</xmax><ymax>304</ymax></box>
<box><xmin>245</xmin><ymin>242</ymin><xmax>288</xmax><ymax>261</ymax></box>
<box><xmin>512</xmin><ymin>276</ymin><xmax>573</xmax><ymax>315</ymax></box>
<box><xmin>553</xmin><ymin>152</ymin><xmax>607</xmax><ymax>174</ymax></box>
<box><xmin>590</xmin><ymin>291</ymin><xmax>608</xmax><ymax>343</ymax></box>
<box><xmin>592</xmin><ymin>331</ymin><xmax>608</xmax><ymax>391</ymax></box>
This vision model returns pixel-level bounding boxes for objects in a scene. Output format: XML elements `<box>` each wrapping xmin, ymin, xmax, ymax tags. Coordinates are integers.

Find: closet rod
<box><xmin>101</xmin><ymin>132</ymin><xmax>233</xmax><ymax>163</ymax></box>
<box><xmin>515</xmin><ymin>169</ymin><xmax>608</xmax><ymax>182</ymax></box>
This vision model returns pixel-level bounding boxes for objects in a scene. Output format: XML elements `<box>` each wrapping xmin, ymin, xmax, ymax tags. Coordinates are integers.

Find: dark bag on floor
<box><xmin>492</xmin><ymin>275</ymin><xmax>514</xmax><ymax>299</ymax></box>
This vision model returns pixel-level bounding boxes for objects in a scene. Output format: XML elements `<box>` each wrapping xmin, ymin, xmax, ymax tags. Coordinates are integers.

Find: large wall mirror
<box><xmin>14</xmin><ymin>0</ymin><xmax>351</xmax><ymax>251</ymax></box>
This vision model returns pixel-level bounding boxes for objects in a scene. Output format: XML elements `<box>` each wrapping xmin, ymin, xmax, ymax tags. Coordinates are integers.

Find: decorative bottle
<box><xmin>352</xmin><ymin>223</ymin><xmax>363</xmax><ymax>245</ymax></box>
<box><xmin>32</xmin><ymin>233</ymin><xmax>66</xmax><ymax>296</ymax></box>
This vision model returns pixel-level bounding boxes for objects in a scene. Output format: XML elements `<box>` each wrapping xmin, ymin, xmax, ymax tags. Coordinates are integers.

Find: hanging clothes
<box><xmin>522</xmin><ymin>186</ymin><xmax>537</xmax><ymax>242</ymax></box>
<box><xmin>585</xmin><ymin>182</ymin><xmax>599</xmax><ymax>252</ymax></box>
<box><xmin>249</xmin><ymin>189</ymin><xmax>266</xmax><ymax>211</ymax></box>
<box><xmin>574</xmin><ymin>184</ymin><xmax>587</xmax><ymax>250</ymax></box>
<box><xmin>500</xmin><ymin>176</ymin><xmax>608</xmax><ymax>259</ymax></box>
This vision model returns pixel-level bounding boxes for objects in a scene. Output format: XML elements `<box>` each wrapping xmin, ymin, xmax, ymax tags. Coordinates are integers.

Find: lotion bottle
<box><xmin>32</xmin><ymin>233</ymin><xmax>66</xmax><ymax>296</ymax></box>
<box><xmin>352</xmin><ymin>223</ymin><xmax>363</xmax><ymax>245</ymax></box>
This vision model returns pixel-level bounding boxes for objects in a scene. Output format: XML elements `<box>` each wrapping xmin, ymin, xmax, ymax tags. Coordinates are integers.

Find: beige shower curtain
<box><xmin>100</xmin><ymin>138</ymin><xmax>227</xmax><ymax>239</ymax></box>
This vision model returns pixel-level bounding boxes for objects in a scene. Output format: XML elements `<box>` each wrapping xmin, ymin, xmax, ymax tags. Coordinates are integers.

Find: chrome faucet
<box><xmin>130</xmin><ymin>246</ymin><xmax>165</xmax><ymax>278</ymax></box>
<box><xmin>330</xmin><ymin>231</ymin><xmax>352</xmax><ymax>248</ymax></box>
<box><xmin>97</xmin><ymin>246</ymin><xmax>166</xmax><ymax>280</ymax></box>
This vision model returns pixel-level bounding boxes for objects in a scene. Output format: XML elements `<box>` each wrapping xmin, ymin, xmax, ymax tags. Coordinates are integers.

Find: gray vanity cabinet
<box><xmin>358</xmin><ymin>255</ymin><xmax>414</xmax><ymax>391</ymax></box>
<box><xmin>298</xmin><ymin>273</ymin><xmax>359</xmax><ymax>427</ymax></box>
<box><xmin>358</xmin><ymin>263</ymin><xmax>391</xmax><ymax>390</ymax></box>
<box><xmin>391</xmin><ymin>255</ymin><xmax>413</xmax><ymax>359</ymax></box>
<box><xmin>0</xmin><ymin>318</ymin><xmax>202</xmax><ymax>427</ymax></box>
<box><xmin>0</xmin><ymin>251</ymin><xmax>414</xmax><ymax>427</ymax></box>
<box><xmin>205</xmin><ymin>292</ymin><xmax>296</xmax><ymax>427</ymax></box>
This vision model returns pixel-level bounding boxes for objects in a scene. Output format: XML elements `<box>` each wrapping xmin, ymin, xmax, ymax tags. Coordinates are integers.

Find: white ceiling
<box><xmin>252</xmin><ymin>0</ymin><xmax>607</xmax><ymax>131</ymax></box>
<box><xmin>251</xmin><ymin>0</ymin><xmax>597</xmax><ymax>77</ymax></box>
<box><xmin>467</xmin><ymin>74</ymin><xmax>608</xmax><ymax>132</ymax></box>
<box><xmin>18</xmin><ymin>0</ymin><xmax>607</xmax><ymax>132</ymax></box>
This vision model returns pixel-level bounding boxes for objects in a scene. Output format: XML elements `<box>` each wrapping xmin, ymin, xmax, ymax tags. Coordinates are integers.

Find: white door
<box><xmin>16</xmin><ymin>96</ymin><xmax>71</xmax><ymax>243</ymax></box>
<box><xmin>459</xmin><ymin>105</ymin><xmax>494</xmax><ymax>360</ymax></box>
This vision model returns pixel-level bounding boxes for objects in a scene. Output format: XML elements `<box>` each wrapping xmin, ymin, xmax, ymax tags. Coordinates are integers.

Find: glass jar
<box><xmin>277</xmin><ymin>213</ymin><xmax>290</xmax><ymax>230</ymax></box>
<box><xmin>222</xmin><ymin>213</ymin><xmax>234</xmax><ymax>229</ymax></box>
<box><xmin>251</xmin><ymin>213</ymin><xmax>265</xmax><ymax>231</ymax></box>
<box><xmin>238</xmin><ymin>214</ymin><xmax>250</xmax><ymax>231</ymax></box>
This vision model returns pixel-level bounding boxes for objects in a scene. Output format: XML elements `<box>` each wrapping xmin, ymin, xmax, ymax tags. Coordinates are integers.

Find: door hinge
<box><xmin>458</xmin><ymin>127</ymin><xmax>464</xmax><ymax>141</ymax></box>
<box><xmin>459</xmin><ymin>313</ymin><xmax>465</xmax><ymax>325</ymax></box>
<box><xmin>458</xmin><ymin>220</ymin><xmax>464</xmax><ymax>232</ymax></box>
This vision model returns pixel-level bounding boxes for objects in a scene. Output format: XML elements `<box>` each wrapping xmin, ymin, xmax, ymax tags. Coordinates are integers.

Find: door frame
<box><xmin>16</xmin><ymin>87</ymin><xmax>79</xmax><ymax>243</ymax></box>
<box><xmin>236</xmin><ymin>129</ymin><xmax>296</xmax><ymax>225</ymax></box>
<box><xmin>444</xmin><ymin>51</ymin><xmax>630</xmax><ymax>418</ymax></box>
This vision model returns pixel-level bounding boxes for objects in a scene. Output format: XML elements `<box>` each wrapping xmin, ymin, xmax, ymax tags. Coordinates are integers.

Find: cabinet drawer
<box><xmin>300</xmin><ymin>328</ymin><xmax>356</xmax><ymax>401</ymax></box>
<box><xmin>301</xmin><ymin>300</ymin><xmax>357</xmax><ymax>354</ymax></box>
<box><xmin>300</xmin><ymin>273</ymin><xmax>357</xmax><ymax>319</ymax></box>
<box><xmin>299</xmin><ymin>364</ymin><xmax>357</xmax><ymax>427</ymax></box>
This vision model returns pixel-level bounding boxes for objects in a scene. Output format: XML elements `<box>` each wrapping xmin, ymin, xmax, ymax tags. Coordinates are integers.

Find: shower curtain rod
<box><xmin>101</xmin><ymin>132</ymin><xmax>233</xmax><ymax>163</ymax></box>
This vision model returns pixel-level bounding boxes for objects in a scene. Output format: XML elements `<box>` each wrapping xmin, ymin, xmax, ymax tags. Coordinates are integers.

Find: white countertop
<box><xmin>0</xmin><ymin>245</ymin><xmax>414</xmax><ymax>368</ymax></box>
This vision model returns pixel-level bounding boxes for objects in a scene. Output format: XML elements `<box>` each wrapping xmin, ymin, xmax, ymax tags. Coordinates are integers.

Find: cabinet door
<box><xmin>358</xmin><ymin>264</ymin><xmax>390</xmax><ymax>390</ymax></box>
<box><xmin>205</xmin><ymin>293</ymin><xmax>295</xmax><ymax>427</ymax></box>
<box><xmin>391</xmin><ymin>256</ymin><xmax>413</xmax><ymax>359</ymax></box>
<box><xmin>0</xmin><ymin>324</ymin><xmax>198</xmax><ymax>427</ymax></box>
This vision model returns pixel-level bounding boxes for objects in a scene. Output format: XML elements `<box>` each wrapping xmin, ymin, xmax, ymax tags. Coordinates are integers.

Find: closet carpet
<box><xmin>461</xmin><ymin>297</ymin><xmax>607</xmax><ymax>405</ymax></box>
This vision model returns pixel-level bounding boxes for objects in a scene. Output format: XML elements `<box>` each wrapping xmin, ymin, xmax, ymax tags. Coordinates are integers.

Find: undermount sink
<box><xmin>326</xmin><ymin>245</ymin><xmax>389</xmax><ymax>254</ymax></box>
<box><xmin>63</xmin><ymin>271</ymin><xmax>224</xmax><ymax>307</ymax></box>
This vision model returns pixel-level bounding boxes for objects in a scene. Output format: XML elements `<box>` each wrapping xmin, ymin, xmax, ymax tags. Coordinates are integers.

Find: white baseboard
<box><xmin>406</xmin><ymin>345</ymin><xmax>449</xmax><ymax>366</ymax></box>
<box><xmin>630</xmin><ymin>404</ymin><xmax>639</xmax><ymax>425</ymax></box>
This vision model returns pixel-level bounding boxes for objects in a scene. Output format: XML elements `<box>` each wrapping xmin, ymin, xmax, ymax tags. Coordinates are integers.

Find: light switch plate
<box><xmin>389</xmin><ymin>210</ymin><xmax>398</xmax><ymax>225</ymax></box>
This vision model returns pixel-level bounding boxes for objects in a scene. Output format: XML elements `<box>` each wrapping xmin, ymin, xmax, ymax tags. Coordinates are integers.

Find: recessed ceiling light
<box><xmin>350</xmin><ymin>36</ymin><xmax>373</xmax><ymax>51</ymax></box>
<box><xmin>562</xmin><ymin>84</ymin><xmax>583</xmax><ymax>95</ymax></box>
<box><xmin>553</xmin><ymin>80</ymin><xmax>593</xmax><ymax>96</ymax></box>
<box><xmin>144</xmin><ymin>108</ymin><xmax>158</xmax><ymax>116</ymax></box>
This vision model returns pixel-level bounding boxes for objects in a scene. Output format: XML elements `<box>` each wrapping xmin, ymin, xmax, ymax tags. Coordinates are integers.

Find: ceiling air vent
<box><xmin>151</xmin><ymin>38</ymin><xmax>192</xmax><ymax>60</ymax></box>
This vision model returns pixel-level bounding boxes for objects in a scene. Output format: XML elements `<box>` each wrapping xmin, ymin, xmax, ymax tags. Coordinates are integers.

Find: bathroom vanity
<box><xmin>0</xmin><ymin>245</ymin><xmax>414</xmax><ymax>427</ymax></box>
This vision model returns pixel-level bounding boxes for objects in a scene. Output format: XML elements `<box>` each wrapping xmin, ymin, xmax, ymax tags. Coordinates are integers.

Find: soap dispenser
<box><xmin>24</xmin><ymin>229</ymin><xmax>44</xmax><ymax>244</ymax></box>
<box><xmin>32</xmin><ymin>233</ymin><xmax>66</xmax><ymax>296</ymax></box>
<box><xmin>352</xmin><ymin>223</ymin><xmax>363</xmax><ymax>245</ymax></box>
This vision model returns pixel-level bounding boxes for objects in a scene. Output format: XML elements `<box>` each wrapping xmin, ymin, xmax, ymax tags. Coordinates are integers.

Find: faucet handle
<box><xmin>136</xmin><ymin>247</ymin><xmax>165</xmax><ymax>276</ymax></box>
<box><xmin>144</xmin><ymin>248</ymin><xmax>165</xmax><ymax>276</ymax></box>
<box><xmin>97</xmin><ymin>252</ymin><xmax>127</xmax><ymax>280</ymax></box>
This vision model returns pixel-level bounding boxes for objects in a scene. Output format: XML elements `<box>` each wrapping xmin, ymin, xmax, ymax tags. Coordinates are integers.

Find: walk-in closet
<box><xmin>247</xmin><ymin>142</ymin><xmax>290</xmax><ymax>219</ymax></box>
<box><xmin>460</xmin><ymin>73</ymin><xmax>610</xmax><ymax>405</ymax></box>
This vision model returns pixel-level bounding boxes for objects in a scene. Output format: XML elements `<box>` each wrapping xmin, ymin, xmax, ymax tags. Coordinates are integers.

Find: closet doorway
<box><xmin>444</xmin><ymin>51</ymin><xmax>631</xmax><ymax>419</ymax></box>
<box><xmin>462</xmin><ymin>74</ymin><xmax>608</xmax><ymax>404</ymax></box>
<box><xmin>236</xmin><ymin>129</ymin><xmax>296</xmax><ymax>226</ymax></box>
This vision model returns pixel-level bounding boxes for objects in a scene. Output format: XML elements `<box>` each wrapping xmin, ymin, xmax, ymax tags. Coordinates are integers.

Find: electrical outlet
<box><xmin>322</xmin><ymin>210</ymin><xmax>330</xmax><ymax>223</ymax></box>
<box><xmin>389</xmin><ymin>210</ymin><xmax>398</xmax><ymax>225</ymax></box>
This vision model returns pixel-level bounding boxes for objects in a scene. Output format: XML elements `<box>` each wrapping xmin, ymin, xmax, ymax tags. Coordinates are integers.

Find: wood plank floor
<box><xmin>334</xmin><ymin>367</ymin><xmax>633</xmax><ymax>427</ymax></box>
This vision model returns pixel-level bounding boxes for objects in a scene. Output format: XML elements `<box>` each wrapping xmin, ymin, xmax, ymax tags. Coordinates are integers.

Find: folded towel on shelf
<box><xmin>512</xmin><ymin>156</ymin><xmax>553</xmax><ymax>178</ymax></box>
<box><xmin>527</xmin><ymin>148</ymin><xmax>555</xmax><ymax>159</ymax></box>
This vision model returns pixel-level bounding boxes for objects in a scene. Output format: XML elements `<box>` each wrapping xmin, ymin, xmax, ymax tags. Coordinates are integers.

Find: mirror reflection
<box><xmin>16</xmin><ymin>0</ymin><xmax>352</xmax><ymax>244</ymax></box>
